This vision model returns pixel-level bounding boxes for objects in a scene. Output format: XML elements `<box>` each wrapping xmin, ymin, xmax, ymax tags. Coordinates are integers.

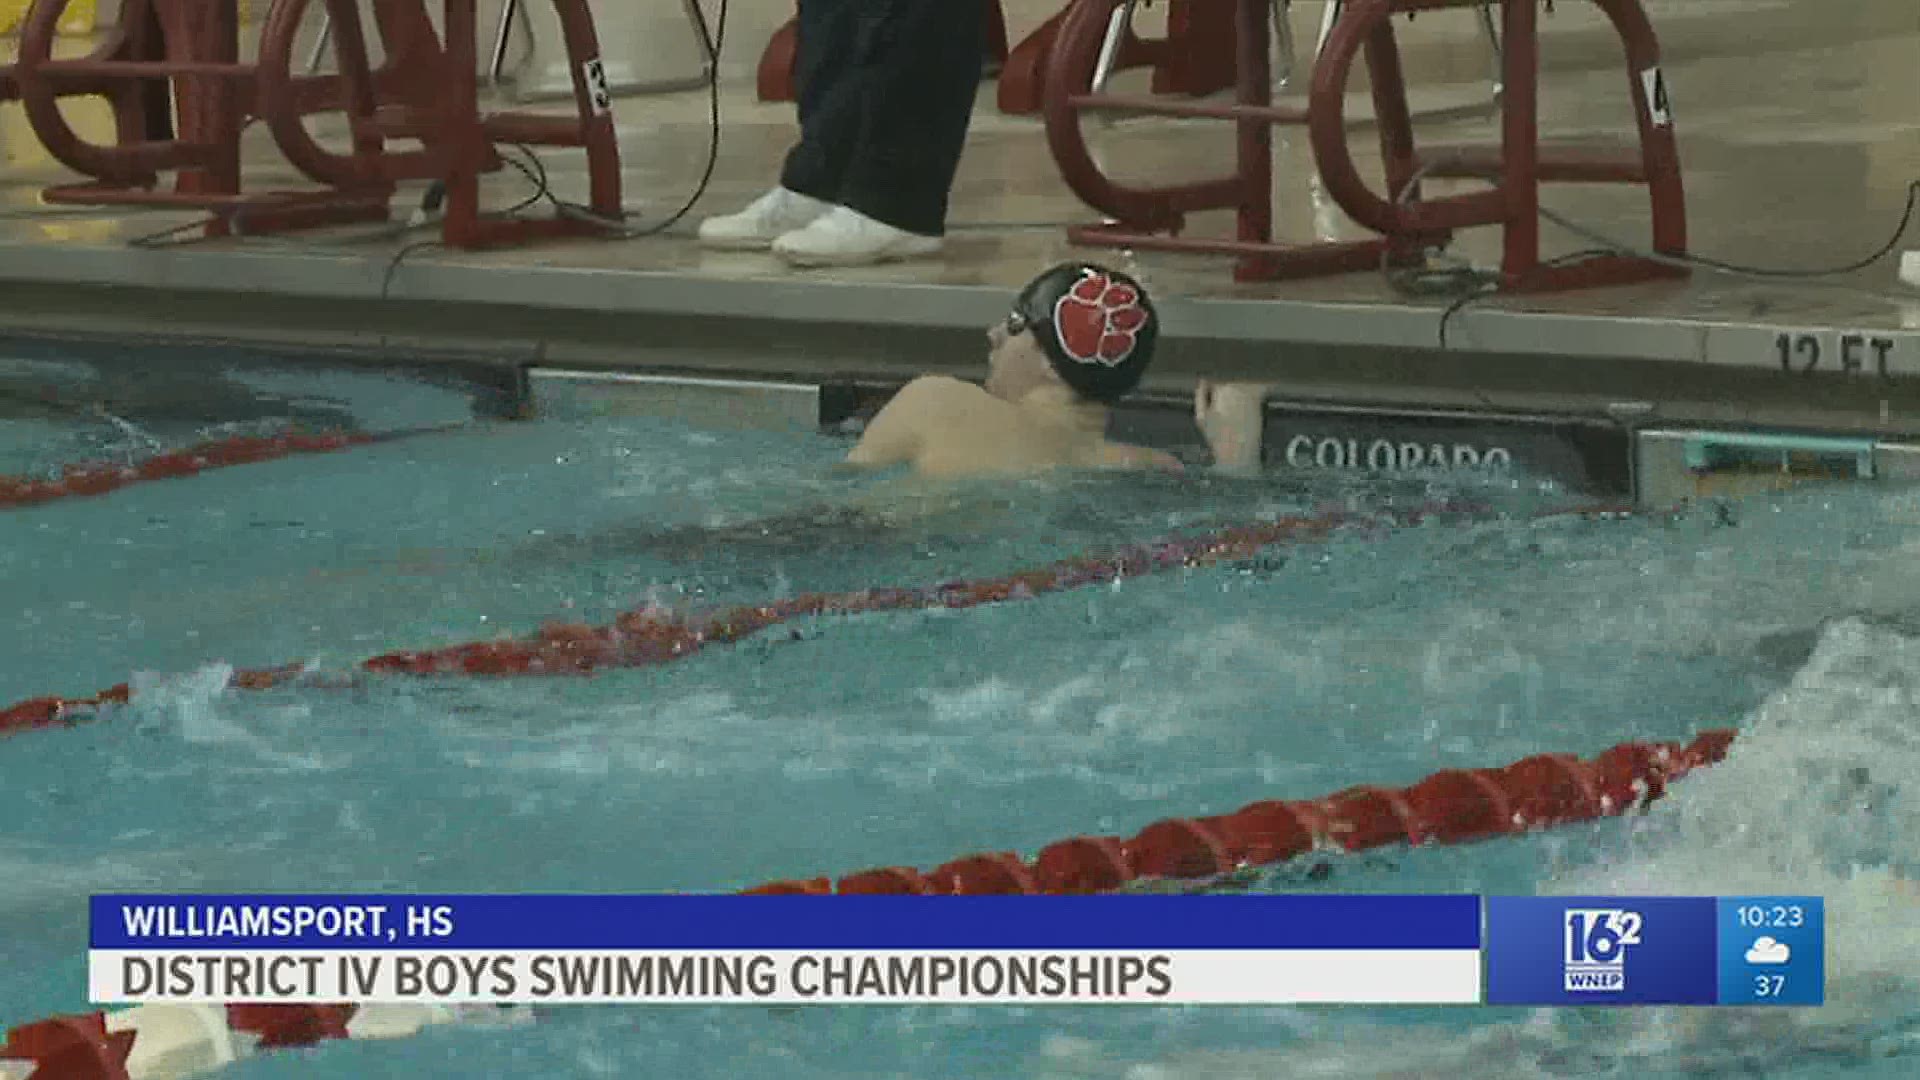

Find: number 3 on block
<box><xmin>1775</xmin><ymin>331</ymin><xmax>1901</xmax><ymax>377</ymax></box>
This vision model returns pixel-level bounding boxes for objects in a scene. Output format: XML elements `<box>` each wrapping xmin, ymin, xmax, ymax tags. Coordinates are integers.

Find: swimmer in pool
<box><xmin>529</xmin><ymin>264</ymin><xmax>1268</xmax><ymax>563</ymax></box>
<box><xmin>842</xmin><ymin>261</ymin><xmax>1265</xmax><ymax>477</ymax></box>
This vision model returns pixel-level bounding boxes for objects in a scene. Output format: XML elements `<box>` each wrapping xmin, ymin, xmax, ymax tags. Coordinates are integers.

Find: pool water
<box><xmin>4</xmin><ymin>357</ymin><xmax>1919</xmax><ymax>1079</ymax></box>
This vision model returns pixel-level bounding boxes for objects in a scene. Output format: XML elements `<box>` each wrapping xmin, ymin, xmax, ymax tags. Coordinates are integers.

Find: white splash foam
<box><xmin>126</xmin><ymin>664</ymin><xmax>339</xmax><ymax>771</ymax></box>
<box><xmin>1030</xmin><ymin>617</ymin><xmax>1920</xmax><ymax>1078</ymax></box>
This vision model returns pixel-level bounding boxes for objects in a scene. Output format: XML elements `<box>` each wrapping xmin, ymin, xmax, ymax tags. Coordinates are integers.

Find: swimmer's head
<box><xmin>986</xmin><ymin>262</ymin><xmax>1159</xmax><ymax>404</ymax></box>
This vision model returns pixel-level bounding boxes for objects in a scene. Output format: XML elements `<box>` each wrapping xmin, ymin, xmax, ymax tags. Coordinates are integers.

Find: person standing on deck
<box><xmin>697</xmin><ymin>0</ymin><xmax>985</xmax><ymax>267</ymax></box>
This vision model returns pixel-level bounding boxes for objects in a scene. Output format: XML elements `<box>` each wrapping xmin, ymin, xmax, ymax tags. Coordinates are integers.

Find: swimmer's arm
<box><xmin>1195</xmin><ymin>380</ymin><xmax>1268</xmax><ymax>475</ymax></box>
<box><xmin>1098</xmin><ymin>442</ymin><xmax>1186</xmax><ymax>474</ymax></box>
<box><xmin>1206</xmin><ymin>443</ymin><xmax>1261</xmax><ymax>476</ymax></box>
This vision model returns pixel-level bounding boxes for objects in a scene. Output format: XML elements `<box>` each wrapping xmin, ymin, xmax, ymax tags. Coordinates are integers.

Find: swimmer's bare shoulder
<box><xmin>842</xmin><ymin>375</ymin><xmax>993</xmax><ymax>469</ymax></box>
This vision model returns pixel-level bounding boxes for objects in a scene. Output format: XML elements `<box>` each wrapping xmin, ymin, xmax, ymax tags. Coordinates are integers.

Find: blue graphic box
<box><xmin>1487</xmin><ymin>896</ymin><xmax>1823</xmax><ymax>1006</ymax></box>
<box><xmin>1715</xmin><ymin>896</ymin><xmax>1824</xmax><ymax>1006</ymax></box>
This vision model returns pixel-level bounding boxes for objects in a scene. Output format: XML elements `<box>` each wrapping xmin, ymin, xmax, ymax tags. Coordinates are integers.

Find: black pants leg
<box><xmin>778</xmin><ymin>0</ymin><xmax>985</xmax><ymax>237</ymax></box>
<box><xmin>777</xmin><ymin>0</ymin><xmax>868</xmax><ymax>207</ymax></box>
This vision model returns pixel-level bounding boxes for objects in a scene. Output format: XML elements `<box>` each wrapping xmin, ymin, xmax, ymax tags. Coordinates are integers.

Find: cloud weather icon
<box><xmin>1745</xmin><ymin>937</ymin><xmax>1791</xmax><ymax>965</ymax></box>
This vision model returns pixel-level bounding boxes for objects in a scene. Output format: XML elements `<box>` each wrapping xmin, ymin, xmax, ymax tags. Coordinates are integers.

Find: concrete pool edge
<box><xmin>7</xmin><ymin>276</ymin><xmax>1920</xmax><ymax>429</ymax></box>
<box><xmin>1</xmin><ymin>239</ymin><xmax>1917</xmax><ymax>372</ymax></box>
<box><xmin>11</xmin><ymin>278</ymin><xmax>1920</xmax><ymax>506</ymax></box>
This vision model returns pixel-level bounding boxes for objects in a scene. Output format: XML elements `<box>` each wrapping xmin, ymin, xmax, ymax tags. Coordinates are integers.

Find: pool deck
<box><xmin>0</xmin><ymin>0</ymin><xmax>1917</xmax><ymax>437</ymax></box>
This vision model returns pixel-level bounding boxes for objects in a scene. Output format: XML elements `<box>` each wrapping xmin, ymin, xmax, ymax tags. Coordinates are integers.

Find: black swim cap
<box><xmin>1011</xmin><ymin>262</ymin><xmax>1159</xmax><ymax>404</ymax></box>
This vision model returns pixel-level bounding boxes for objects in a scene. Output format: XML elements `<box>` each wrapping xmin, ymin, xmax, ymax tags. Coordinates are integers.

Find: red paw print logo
<box><xmin>1052</xmin><ymin>271</ymin><xmax>1148</xmax><ymax>367</ymax></box>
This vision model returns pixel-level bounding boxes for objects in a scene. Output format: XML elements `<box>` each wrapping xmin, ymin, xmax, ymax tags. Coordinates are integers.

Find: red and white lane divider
<box><xmin>743</xmin><ymin>729</ymin><xmax>1738</xmax><ymax>896</ymax></box>
<box><xmin>0</xmin><ymin>1003</ymin><xmax>532</xmax><ymax>1080</ymax></box>
<box><xmin>0</xmin><ymin>729</ymin><xmax>1738</xmax><ymax>1079</ymax></box>
<box><xmin>4</xmin><ymin>501</ymin><xmax>1639</xmax><ymax>737</ymax></box>
<box><xmin>0</xmin><ymin>432</ymin><xmax>378</xmax><ymax>511</ymax></box>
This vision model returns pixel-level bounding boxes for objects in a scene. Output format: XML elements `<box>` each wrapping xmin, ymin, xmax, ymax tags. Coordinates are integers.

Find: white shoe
<box><xmin>697</xmin><ymin>187</ymin><xmax>831</xmax><ymax>251</ymax></box>
<box><xmin>772</xmin><ymin>206</ymin><xmax>942</xmax><ymax>268</ymax></box>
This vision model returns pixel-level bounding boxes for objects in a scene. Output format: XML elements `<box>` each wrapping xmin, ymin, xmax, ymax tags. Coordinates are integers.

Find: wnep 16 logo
<box><xmin>1562</xmin><ymin>908</ymin><xmax>1643</xmax><ymax>991</ymax></box>
<box><xmin>1486</xmin><ymin>897</ymin><xmax>1719</xmax><ymax>1006</ymax></box>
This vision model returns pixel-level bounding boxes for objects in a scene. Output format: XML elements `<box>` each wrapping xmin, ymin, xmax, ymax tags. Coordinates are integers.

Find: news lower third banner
<box><xmin>86</xmin><ymin>894</ymin><xmax>1823</xmax><ymax>1006</ymax></box>
<box><xmin>90</xmin><ymin>894</ymin><xmax>1479</xmax><ymax>1005</ymax></box>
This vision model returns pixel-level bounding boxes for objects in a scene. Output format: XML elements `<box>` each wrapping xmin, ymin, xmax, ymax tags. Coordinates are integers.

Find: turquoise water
<box><xmin>4</xmin><ymin>358</ymin><xmax>1920</xmax><ymax>1078</ymax></box>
